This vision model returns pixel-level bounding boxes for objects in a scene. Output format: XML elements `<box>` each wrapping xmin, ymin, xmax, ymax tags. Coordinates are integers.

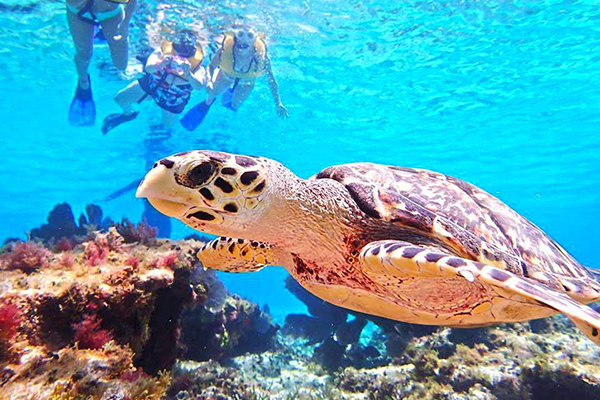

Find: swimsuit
<box><xmin>138</xmin><ymin>71</ymin><xmax>192</xmax><ymax>114</ymax></box>
<box><xmin>137</xmin><ymin>43</ymin><xmax>204</xmax><ymax>114</ymax></box>
<box><xmin>67</xmin><ymin>0</ymin><xmax>124</xmax><ymax>24</ymax></box>
<box><xmin>219</xmin><ymin>33</ymin><xmax>267</xmax><ymax>80</ymax></box>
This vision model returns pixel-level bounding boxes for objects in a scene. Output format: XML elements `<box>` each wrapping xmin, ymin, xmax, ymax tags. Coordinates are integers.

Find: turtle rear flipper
<box><xmin>360</xmin><ymin>240</ymin><xmax>600</xmax><ymax>345</ymax></box>
<box><xmin>197</xmin><ymin>237</ymin><xmax>275</xmax><ymax>273</ymax></box>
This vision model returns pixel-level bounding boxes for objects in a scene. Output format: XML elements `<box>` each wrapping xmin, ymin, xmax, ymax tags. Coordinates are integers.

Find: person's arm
<box><xmin>144</xmin><ymin>49</ymin><xmax>168</xmax><ymax>73</ymax></box>
<box><xmin>183</xmin><ymin>64</ymin><xmax>207</xmax><ymax>90</ymax></box>
<box><xmin>123</xmin><ymin>0</ymin><xmax>137</xmax><ymax>24</ymax></box>
<box><xmin>264</xmin><ymin>55</ymin><xmax>288</xmax><ymax>118</ymax></box>
<box><xmin>208</xmin><ymin>49</ymin><xmax>222</xmax><ymax>77</ymax></box>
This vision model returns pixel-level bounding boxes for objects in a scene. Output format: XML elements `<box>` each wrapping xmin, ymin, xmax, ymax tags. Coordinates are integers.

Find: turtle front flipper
<box><xmin>198</xmin><ymin>237</ymin><xmax>276</xmax><ymax>273</ymax></box>
<box><xmin>359</xmin><ymin>240</ymin><xmax>600</xmax><ymax>345</ymax></box>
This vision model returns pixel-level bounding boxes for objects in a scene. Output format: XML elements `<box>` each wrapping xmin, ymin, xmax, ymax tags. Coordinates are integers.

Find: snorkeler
<box><xmin>180</xmin><ymin>25</ymin><xmax>289</xmax><ymax>131</ymax></box>
<box><xmin>101</xmin><ymin>30</ymin><xmax>207</xmax><ymax>134</ymax></box>
<box><xmin>67</xmin><ymin>0</ymin><xmax>137</xmax><ymax>127</ymax></box>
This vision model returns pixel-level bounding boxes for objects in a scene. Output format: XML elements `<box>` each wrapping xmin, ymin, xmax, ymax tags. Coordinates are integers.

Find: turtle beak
<box><xmin>136</xmin><ymin>164</ymin><xmax>190</xmax><ymax>218</ymax></box>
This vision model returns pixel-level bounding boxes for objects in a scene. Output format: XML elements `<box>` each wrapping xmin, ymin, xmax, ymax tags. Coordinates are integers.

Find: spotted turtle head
<box><xmin>136</xmin><ymin>150</ymin><xmax>273</xmax><ymax>237</ymax></box>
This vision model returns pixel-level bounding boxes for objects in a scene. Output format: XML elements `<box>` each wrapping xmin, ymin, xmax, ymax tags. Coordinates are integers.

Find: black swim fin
<box><xmin>101</xmin><ymin>111</ymin><xmax>139</xmax><ymax>135</ymax></box>
<box><xmin>68</xmin><ymin>75</ymin><xmax>96</xmax><ymax>127</ymax></box>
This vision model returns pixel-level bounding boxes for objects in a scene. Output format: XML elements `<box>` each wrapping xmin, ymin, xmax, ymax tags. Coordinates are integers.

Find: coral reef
<box><xmin>0</xmin><ymin>343</ymin><xmax>171</xmax><ymax>400</ymax></box>
<box><xmin>168</xmin><ymin>317</ymin><xmax>600</xmax><ymax>400</ymax></box>
<box><xmin>0</xmin><ymin>231</ymin><xmax>202</xmax><ymax>399</ymax></box>
<box><xmin>4</xmin><ymin>203</ymin><xmax>600</xmax><ymax>400</ymax></box>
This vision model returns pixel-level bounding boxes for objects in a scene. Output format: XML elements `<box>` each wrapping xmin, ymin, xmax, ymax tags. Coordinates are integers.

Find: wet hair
<box><xmin>173</xmin><ymin>30</ymin><xmax>197</xmax><ymax>57</ymax></box>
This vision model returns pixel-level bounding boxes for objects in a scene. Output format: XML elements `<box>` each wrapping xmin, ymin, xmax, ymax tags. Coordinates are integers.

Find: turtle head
<box><xmin>136</xmin><ymin>150</ymin><xmax>276</xmax><ymax>238</ymax></box>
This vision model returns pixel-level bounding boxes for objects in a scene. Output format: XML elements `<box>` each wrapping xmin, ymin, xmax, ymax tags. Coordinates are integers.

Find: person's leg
<box><xmin>67</xmin><ymin>11</ymin><xmax>95</xmax><ymax>88</ymax></box>
<box><xmin>205</xmin><ymin>69</ymin><xmax>234</xmax><ymax>104</ymax></box>
<box><xmin>99</xmin><ymin>8</ymin><xmax>129</xmax><ymax>71</ymax></box>
<box><xmin>161</xmin><ymin>109</ymin><xmax>178</xmax><ymax>128</ymax></box>
<box><xmin>230</xmin><ymin>81</ymin><xmax>255</xmax><ymax>110</ymax></box>
<box><xmin>102</xmin><ymin>80</ymin><xmax>145</xmax><ymax>134</ymax></box>
<box><xmin>114</xmin><ymin>80</ymin><xmax>146</xmax><ymax>114</ymax></box>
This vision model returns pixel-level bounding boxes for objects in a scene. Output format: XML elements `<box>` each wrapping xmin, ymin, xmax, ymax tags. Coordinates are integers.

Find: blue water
<box><xmin>1</xmin><ymin>0</ymin><xmax>599</xmax><ymax>319</ymax></box>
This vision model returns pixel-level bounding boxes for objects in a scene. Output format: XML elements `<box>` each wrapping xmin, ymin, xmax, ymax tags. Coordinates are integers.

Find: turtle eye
<box><xmin>186</xmin><ymin>162</ymin><xmax>215</xmax><ymax>187</ymax></box>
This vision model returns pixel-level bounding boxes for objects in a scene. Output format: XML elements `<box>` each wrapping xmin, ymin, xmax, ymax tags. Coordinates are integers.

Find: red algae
<box><xmin>72</xmin><ymin>314</ymin><xmax>114</xmax><ymax>350</ymax></box>
<box><xmin>124</xmin><ymin>255</ymin><xmax>141</xmax><ymax>268</ymax></box>
<box><xmin>0</xmin><ymin>241</ymin><xmax>50</xmax><ymax>273</ymax></box>
<box><xmin>115</xmin><ymin>218</ymin><xmax>157</xmax><ymax>245</ymax></box>
<box><xmin>158</xmin><ymin>252</ymin><xmax>180</xmax><ymax>269</ymax></box>
<box><xmin>59</xmin><ymin>252</ymin><xmax>74</xmax><ymax>268</ymax></box>
<box><xmin>54</xmin><ymin>237</ymin><xmax>75</xmax><ymax>252</ymax></box>
<box><xmin>0</xmin><ymin>303</ymin><xmax>21</xmax><ymax>342</ymax></box>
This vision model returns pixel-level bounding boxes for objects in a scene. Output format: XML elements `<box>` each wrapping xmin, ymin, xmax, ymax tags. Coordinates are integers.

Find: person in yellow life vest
<box><xmin>67</xmin><ymin>0</ymin><xmax>137</xmax><ymax>127</ymax></box>
<box><xmin>101</xmin><ymin>30</ymin><xmax>208</xmax><ymax>134</ymax></box>
<box><xmin>180</xmin><ymin>25</ymin><xmax>288</xmax><ymax>131</ymax></box>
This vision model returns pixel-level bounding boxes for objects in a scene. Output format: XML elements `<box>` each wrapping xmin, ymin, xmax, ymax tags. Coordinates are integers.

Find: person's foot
<box><xmin>78</xmin><ymin>75</ymin><xmax>90</xmax><ymax>90</ymax></box>
<box><xmin>221</xmin><ymin>86</ymin><xmax>237</xmax><ymax>111</ymax></box>
<box><xmin>101</xmin><ymin>111</ymin><xmax>139</xmax><ymax>135</ymax></box>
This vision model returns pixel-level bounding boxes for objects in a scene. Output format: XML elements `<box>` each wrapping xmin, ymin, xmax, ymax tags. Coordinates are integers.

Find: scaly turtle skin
<box><xmin>136</xmin><ymin>150</ymin><xmax>600</xmax><ymax>344</ymax></box>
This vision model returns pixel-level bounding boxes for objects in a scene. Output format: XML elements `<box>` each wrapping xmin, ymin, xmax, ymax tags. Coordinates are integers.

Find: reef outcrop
<box><xmin>0</xmin><ymin>230</ymin><xmax>200</xmax><ymax>399</ymax></box>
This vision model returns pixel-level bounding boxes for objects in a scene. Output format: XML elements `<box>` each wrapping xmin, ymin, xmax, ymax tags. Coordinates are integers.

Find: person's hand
<box><xmin>276</xmin><ymin>102</ymin><xmax>289</xmax><ymax>118</ymax></box>
<box><xmin>180</xmin><ymin>61</ymin><xmax>191</xmax><ymax>77</ymax></box>
<box><xmin>160</xmin><ymin>55</ymin><xmax>174</xmax><ymax>68</ymax></box>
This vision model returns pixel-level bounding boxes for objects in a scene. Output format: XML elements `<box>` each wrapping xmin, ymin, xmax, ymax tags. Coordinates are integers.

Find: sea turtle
<box><xmin>136</xmin><ymin>150</ymin><xmax>600</xmax><ymax>344</ymax></box>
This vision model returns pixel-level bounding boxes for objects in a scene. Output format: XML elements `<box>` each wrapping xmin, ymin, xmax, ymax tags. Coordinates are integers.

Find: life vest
<box><xmin>219</xmin><ymin>32</ymin><xmax>267</xmax><ymax>79</ymax></box>
<box><xmin>160</xmin><ymin>40</ymin><xmax>204</xmax><ymax>80</ymax></box>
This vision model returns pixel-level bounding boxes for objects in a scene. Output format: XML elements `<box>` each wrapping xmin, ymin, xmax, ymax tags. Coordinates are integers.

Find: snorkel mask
<box><xmin>173</xmin><ymin>30</ymin><xmax>197</xmax><ymax>57</ymax></box>
<box><xmin>232</xmin><ymin>25</ymin><xmax>257</xmax><ymax>50</ymax></box>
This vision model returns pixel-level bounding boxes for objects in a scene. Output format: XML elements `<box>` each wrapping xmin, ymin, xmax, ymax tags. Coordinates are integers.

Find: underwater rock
<box><xmin>180</xmin><ymin>293</ymin><xmax>279</xmax><ymax>362</ymax></box>
<box><xmin>192</xmin><ymin>267</ymin><xmax>227</xmax><ymax>313</ymax></box>
<box><xmin>85</xmin><ymin>203</ymin><xmax>104</xmax><ymax>227</ymax></box>
<box><xmin>29</xmin><ymin>202</ymin><xmax>82</xmax><ymax>242</ymax></box>
<box><xmin>0</xmin><ymin>232</ymin><xmax>201</xmax><ymax>399</ymax></box>
<box><xmin>282</xmin><ymin>313</ymin><xmax>336</xmax><ymax>344</ymax></box>
<box><xmin>313</xmin><ymin>337</ymin><xmax>346</xmax><ymax>371</ymax></box>
<box><xmin>283</xmin><ymin>275</ymin><xmax>351</xmax><ymax>346</ymax></box>
<box><xmin>0</xmin><ymin>343</ymin><xmax>172</xmax><ymax>400</ymax></box>
<box><xmin>331</xmin><ymin>320</ymin><xmax>600</xmax><ymax>400</ymax></box>
<box><xmin>29</xmin><ymin>203</ymin><xmax>160</xmax><ymax>248</ymax></box>
<box><xmin>169</xmin><ymin>359</ymin><xmax>272</xmax><ymax>399</ymax></box>
<box><xmin>171</xmin><ymin>350</ymin><xmax>339</xmax><ymax>400</ymax></box>
<box><xmin>138</xmin><ymin>268</ymin><xmax>195</xmax><ymax>375</ymax></box>
<box><xmin>284</xmin><ymin>274</ymin><xmax>437</xmax><ymax>368</ymax></box>
<box><xmin>284</xmin><ymin>275</ymin><xmax>347</xmax><ymax>325</ymax></box>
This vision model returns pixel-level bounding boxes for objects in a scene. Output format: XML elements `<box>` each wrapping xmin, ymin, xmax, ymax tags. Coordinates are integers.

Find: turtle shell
<box><xmin>313</xmin><ymin>163</ymin><xmax>595</xmax><ymax>294</ymax></box>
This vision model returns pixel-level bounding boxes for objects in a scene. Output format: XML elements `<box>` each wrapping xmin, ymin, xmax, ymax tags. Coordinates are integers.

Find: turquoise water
<box><xmin>1</xmin><ymin>0</ymin><xmax>599</xmax><ymax>319</ymax></box>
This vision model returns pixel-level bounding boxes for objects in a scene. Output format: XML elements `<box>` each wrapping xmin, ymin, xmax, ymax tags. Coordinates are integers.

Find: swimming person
<box><xmin>101</xmin><ymin>30</ymin><xmax>208</xmax><ymax>134</ymax></box>
<box><xmin>67</xmin><ymin>0</ymin><xmax>137</xmax><ymax>127</ymax></box>
<box><xmin>180</xmin><ymin>24</ymin><xmax>289</xmax><ymax>131</ymax></box>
